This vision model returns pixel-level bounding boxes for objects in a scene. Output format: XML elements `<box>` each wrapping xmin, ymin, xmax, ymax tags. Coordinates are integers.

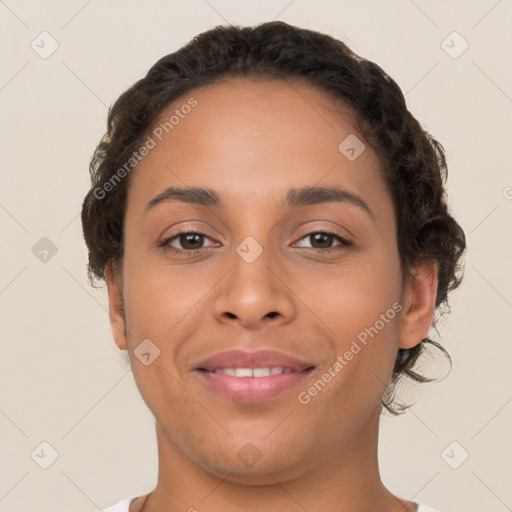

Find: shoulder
<box><xmin>417</xmin><ymin>505</ymin><xmax>444</xmax><ymax>512</ymax></box>
<box><xmin>101</xmin><ymin>496</ymin><xmax>138</xmax><ymax>512</ymax></box>
<box><xmin>100</xmin><ymin>497</ymin><xmax>445</xmax><ymax>512</ymax></box>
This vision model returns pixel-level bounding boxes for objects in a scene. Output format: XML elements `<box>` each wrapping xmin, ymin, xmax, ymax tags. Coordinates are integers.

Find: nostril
<box><xmin>266</xmin><ymin>311</ymin><xmax>279</xmax><ymax>318</ymax></box>
<box><xmin>225</xmin><ymin>312</ymin><xmax>237</xmax><ymax>319</ymax></box>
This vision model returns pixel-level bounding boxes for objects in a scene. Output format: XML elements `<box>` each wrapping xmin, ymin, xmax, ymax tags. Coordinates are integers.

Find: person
<box><xmin>81</xmin><ymin>21</ymin><xmax>466</xmax><ymax>512</ymax></box>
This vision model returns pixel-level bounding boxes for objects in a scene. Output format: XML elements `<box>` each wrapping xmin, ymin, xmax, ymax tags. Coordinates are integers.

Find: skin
<box><xmin>105</xmin><ymin>77</ymin><xmax>438</xmax><ymax>512</ymax></box>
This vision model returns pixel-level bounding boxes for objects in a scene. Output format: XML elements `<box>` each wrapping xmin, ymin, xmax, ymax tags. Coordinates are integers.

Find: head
<box><xmin>81</xmin><ymin>21</ymin><xmax>465</xmax><ymax>478</ymax></box>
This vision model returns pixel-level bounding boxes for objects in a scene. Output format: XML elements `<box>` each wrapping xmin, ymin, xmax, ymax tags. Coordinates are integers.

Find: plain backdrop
<box><xmin>1</xmin><ymin>1</ymin><xmax>511</xmax><ymax>511</ymax></box>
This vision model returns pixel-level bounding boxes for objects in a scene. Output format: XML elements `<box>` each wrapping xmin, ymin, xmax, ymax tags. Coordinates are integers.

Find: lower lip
<box><xmin>196</xmin><ymin>369</ymin><xmax>313</xmax><ymax>403</ymax></box>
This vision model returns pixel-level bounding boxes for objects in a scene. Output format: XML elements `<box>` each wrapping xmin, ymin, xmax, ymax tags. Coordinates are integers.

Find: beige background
<box><xmin>1</xmin><ymin>1</ymin><xmax>511</xmax><ymax>511</ymax></box>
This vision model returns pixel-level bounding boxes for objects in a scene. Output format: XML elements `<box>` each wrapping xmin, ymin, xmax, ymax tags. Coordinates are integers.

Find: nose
<box><xmin>213</xmin><ymin>247</ymin><xmax>296</xmax><ymax>330</ymax></box>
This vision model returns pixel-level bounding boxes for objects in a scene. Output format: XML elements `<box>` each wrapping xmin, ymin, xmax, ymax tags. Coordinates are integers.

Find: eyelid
<box><xmin>292</xmin><ymin>221</ymin><xmax>354</xmax><ymax>243</ymax></box>
<box><xmin>159</xmin><ymin>220</ymin><xmax>222</xmax><ymax>243</ymax></box>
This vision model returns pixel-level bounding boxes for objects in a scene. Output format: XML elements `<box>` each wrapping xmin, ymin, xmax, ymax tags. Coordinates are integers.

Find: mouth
<box><xmin>193</xmin><ymin>348</ymin><xmax>315</xmax><ymax>403</ymax></box>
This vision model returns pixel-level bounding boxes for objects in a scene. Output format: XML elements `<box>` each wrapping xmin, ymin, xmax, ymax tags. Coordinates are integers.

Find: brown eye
<box><xmin>309</xmin><ymin>232</ymin><xmax>334</xmax><ymax>249</ymax></box>
<box><xmin>177</xmin><ymin>233</ymin><xmax>204</xmax><ymax>250</ymax></box>
<box><xmin>294</xmin><ymin>231</ymin><xmax>351</xmax><ymax>251</ymax></box>
<box><xmin>161</xmin><ymin>231</ymin><xmax>218</xmax><ymax>253</ymax></box>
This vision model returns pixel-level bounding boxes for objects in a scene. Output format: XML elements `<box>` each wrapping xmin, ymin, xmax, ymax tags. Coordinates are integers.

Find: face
<box><xmin>106</xmin><ymin>77</ymin><xmax>436</xmax><ymax>483</ymax></box>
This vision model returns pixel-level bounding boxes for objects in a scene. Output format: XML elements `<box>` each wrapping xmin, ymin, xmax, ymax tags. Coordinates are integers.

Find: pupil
<box><xmin>312</xmin><ymin>233</ymin><xmax>331</xmax><ymax>248</ymax></box>
<box><xmin>181</xmin><ymin>233</ymin><xmax>202</xmax><ymax>249</ymax></box>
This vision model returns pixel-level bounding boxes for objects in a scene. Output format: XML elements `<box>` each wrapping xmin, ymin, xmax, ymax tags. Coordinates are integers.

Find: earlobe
<box><xmin>398</xmin><ymin>263</ymin><xmax>438</xmax><ymax>350</ymax></box>
<box><xmin>105</xmin><ymin>261</ymin><xmax>128</xmax><ymax>351</ymax></box>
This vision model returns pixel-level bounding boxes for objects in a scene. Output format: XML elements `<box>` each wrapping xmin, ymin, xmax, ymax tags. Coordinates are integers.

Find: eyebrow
<box><xmin>145</xmin><ymin>185</ymin><xmax>373</xmax><ymax>218</ymax></box>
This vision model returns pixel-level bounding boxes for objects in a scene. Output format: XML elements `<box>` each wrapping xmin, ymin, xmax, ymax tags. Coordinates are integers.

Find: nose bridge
<box><xmin>234</xmin><ymin>236</ymin><xmax>276</xmax><ymax>293</ymax></box>
<box><xmin>213</xmin><ymin>233</ymin><xmax>295</xmax><ymax>328</ymax></box>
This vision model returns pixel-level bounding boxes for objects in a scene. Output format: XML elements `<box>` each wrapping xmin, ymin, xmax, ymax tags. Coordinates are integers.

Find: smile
<box><xmin>203</xmin><ymin>367</ymin><xmax>300</xmax><ymax>377</ymax></box>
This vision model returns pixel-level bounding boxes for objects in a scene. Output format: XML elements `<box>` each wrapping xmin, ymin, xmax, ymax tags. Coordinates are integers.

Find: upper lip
<box><xmin>194</xmin><ymin>349</ymin><xmax>315</xmax><ymax>371</ymax></box>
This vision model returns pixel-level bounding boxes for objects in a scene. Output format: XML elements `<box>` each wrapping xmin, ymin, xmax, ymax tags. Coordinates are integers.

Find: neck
<box><xmin>138</xmin><ymin>406</ymin><xmax>414</xmax><ymax>512</ymax></box>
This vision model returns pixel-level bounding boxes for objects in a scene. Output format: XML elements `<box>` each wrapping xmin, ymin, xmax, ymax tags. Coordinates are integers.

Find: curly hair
<box><xmin>81</xmin><ymin>21</ymin><xmax>466</xmax><ymax>414</ymax></box>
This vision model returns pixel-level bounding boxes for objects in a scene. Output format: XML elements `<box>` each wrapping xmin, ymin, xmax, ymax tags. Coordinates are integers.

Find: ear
<box><xmin>398</xmin><ymin>263</ymin><xmax>438</xmax><ymax>349</ymax></box>
<box><xmin>105</xmin><ymin>260</ymin><xmax>128</xmax><ymax>351</ymax></box>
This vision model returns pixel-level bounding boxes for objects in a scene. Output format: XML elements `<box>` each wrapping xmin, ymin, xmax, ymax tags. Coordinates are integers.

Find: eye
<box><xmin>293</xmin><ymin>231</ymin><xmax>351</xmax><ymax>252</ymax></box>
<box><xmin>159</xmin><ymin>229</ymin><xmax>352</xmax><ymax>256</ymax></box>
<box><xmin>160</xmin><ymin>230</ymin><xmax>218</xmax><ymax>254</ymax></box>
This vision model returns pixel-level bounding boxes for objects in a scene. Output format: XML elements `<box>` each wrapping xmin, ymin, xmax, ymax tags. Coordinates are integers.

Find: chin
<box><xmin>198</xmin><ymin>442</ymin><xmax>309</xmax><ymax>483</ymax></box>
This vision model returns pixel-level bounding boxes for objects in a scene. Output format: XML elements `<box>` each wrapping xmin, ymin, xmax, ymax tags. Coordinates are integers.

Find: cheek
<box><xmin>296</xmin><ymin>246</ymin><xmax>403</xmax><ymax>392</ymax></box>
<box><xmin>122</xmin><ymin>250</ymin><xmax>204</xmax><ymax>341</ymax></box>
<box><xmin>294</xmin><ymin>248</ymin><xmax>402</xmax><ymax>340</ymax></box>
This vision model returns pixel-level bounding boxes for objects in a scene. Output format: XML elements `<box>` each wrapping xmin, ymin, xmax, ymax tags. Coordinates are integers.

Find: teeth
<box><xmin>212</xmin><ymin>367</ymin><xmax>289</xmax><ymax>377</ymax></box>
<box><xmin>235</xmin><ymin>368</ymin><xmax>253</xmax><ymax>378</ymax></box>
<box><xmin>253</xmin><ymin>367</ymin><xmax>272</xmax><ymax>377</ymax></box>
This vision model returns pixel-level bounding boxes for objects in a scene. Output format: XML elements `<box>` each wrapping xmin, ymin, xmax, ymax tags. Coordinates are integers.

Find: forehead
<box><xmin>127</xmin><ymin>77</ymin><xmax>391</xmax><ymax>219</ymax></box>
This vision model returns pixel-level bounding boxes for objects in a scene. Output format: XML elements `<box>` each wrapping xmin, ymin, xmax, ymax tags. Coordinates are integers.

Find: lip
<box><xmin>193</xmin><ymin>349</ymin><xmax>315</xmax><ymax>404</ymax></box>
<box><xmin>195</xmin><ymin>348</ymin><xmax>314</xmax><ymax>371</ymax></box>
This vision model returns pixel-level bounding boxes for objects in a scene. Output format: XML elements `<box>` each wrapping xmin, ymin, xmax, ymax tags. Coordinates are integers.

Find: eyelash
<box><xmin>159</xmin><ymin>228</ymin><xmax>352</xmax><ymax>256</ymax></box>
